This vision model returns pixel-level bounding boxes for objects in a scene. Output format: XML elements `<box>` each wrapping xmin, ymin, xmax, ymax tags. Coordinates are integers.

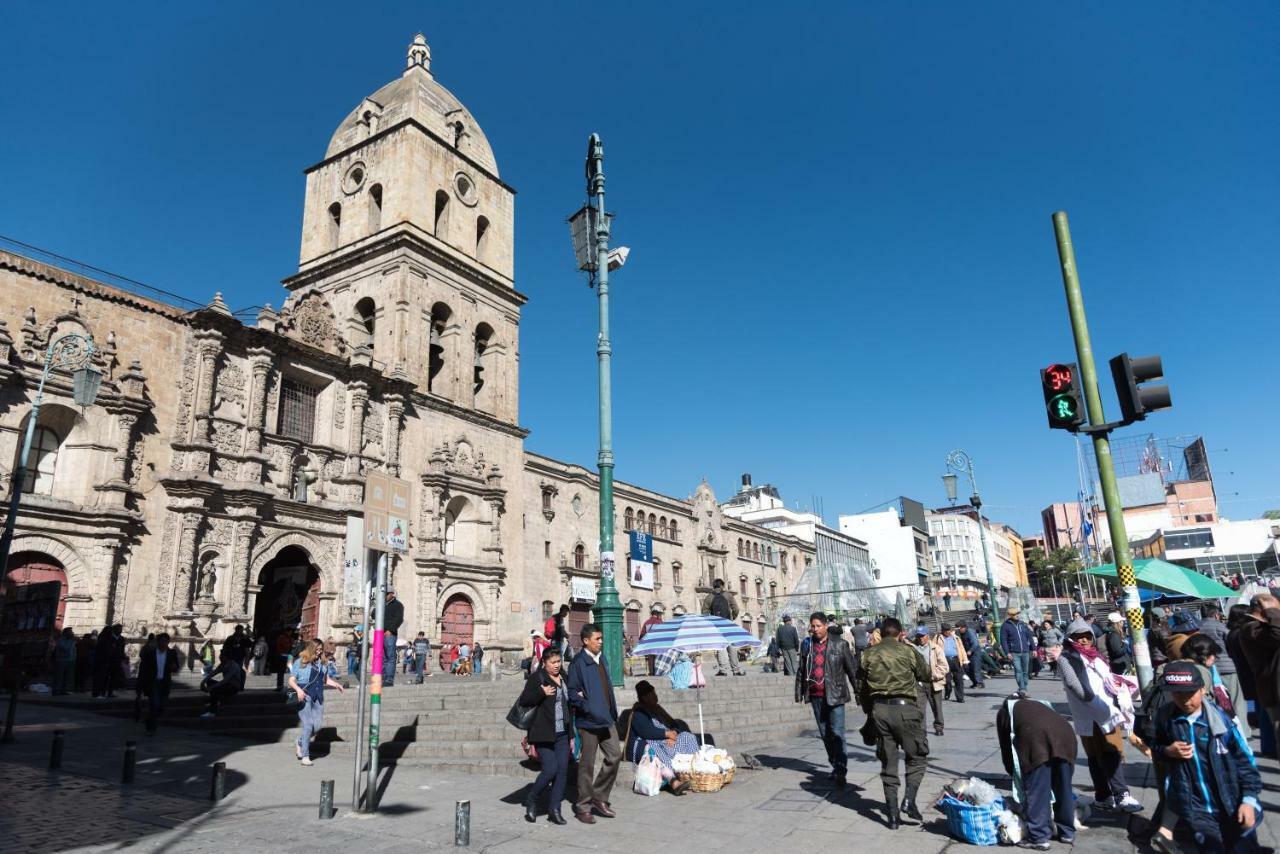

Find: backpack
<box><xmin>709</xmin><ymin>592</ymin><xmax>732</xmax><ymax>620</ymax></box>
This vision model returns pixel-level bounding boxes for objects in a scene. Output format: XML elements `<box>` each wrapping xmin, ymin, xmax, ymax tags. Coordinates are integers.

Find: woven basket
<box><xmin>722</xmin><ymin>766</ymin><xmax>735</xmax><ymax>785</ymax></box>
<box><xmin>687</xmin><ymin>769</ymin><xmax>726</xmax><ymax>793</ymax></box>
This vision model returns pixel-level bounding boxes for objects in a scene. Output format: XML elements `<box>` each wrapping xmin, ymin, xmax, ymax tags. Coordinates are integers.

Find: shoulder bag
<box><xmin>506</xmin><ymin>675</ymin><xmax>541</xmax><ymax>730</ymax></box>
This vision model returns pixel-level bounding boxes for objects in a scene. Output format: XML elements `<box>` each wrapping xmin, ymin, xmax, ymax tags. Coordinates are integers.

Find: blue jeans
<box><xmin>414</xmin><ymin>653</ymin><xmax>427</xmax><ymax>683</ymax></box>
<box><xmin>474</xmin><ymin>657</ymin><xmax>483</xmax><ymax>675</ymax></box>
<box><xmin>382</xmin><ymin>634</ymin><xmax>397</xmax><ymax>686</ymax></box>
<box><xmin>809</xmin><ymin>697</ymin><xmax>847</xmax><ymax>776</ymax></box>
<box><xmin>529</xmin><ymin>733</ymin><xmax>570</xmax><ymax>813</ymax></box>
<box><xmin>1022</xmin><ymin>759</ymin><xmax>1076</xmax><ymax>843</ymax></box>
<box><xmin>296</xmin><ymin>696</ymin><xmax>324</xmax><ymax>759</ymax></box>
<box><xmin>1011</xmin><ymin>652</ymin><xmax>1031</xmax><ymax>691</ymax></box>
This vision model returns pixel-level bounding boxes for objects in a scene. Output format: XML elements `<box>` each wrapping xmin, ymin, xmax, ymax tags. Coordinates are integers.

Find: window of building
<box><xmin>670</xmin><ymin>519</ymin><xmax>678</xmax><ymax>541</ymax></box>
<box><xmin>658</xmin><ymin>516</ymin><xmax>668</xmax><ymax>538</ymax></box>
<box><xmin>625</xmin><ymin>507</ymin><xmax>635</xmax><ymax>531</ymax></box>
<box><xmin>278</xmin><ymin>378</ymin><xmax>318</xmax><ymax>443</ymax></box>
<box><xmin>647</xmin><ymin>513</ymin><xmax>657</xmax><ymax>534</ymax></box>
<box><xmin>473</xmin><ymin>323</ymin><xmax>493</xmax><ymax>399</ymax></box>
<box><xmin>737</xmin><ymin>538</ymin><xmax>744</xmax><ymax>557</ymax></box>
<box><xmin>476</xmin><ymin>215</ymin><xmax>490</xmax><ymax>262</ymax></box>
<box><xmin>434</xmin><ymin>189</ymin><xmax>450</xmax><ymax>237</ymax></box>
<box><xmin>327</xmin><ymin>202</ymin><xmax>341</xmax><ymax>250</ymax></box>
<box><xmin>21</xmin><ymin>426</ymin><xmax>61</xmax><ymax>494</ymax></box>
<box><xmin>739</xmin><ymin>577</ymin><xmax>748</xmax><ymax>596</ymax></box>
<box><xmin>369</xmin><ymin>183</ymin><xmax>383</xmax><ymax>232</ymax></box>
<box><xmin>752</xmin><ymin>542</ymin><xmax>760</xmax><ymax>560</ymax></box>
<box><xmin>544</xmin><ymin>541</ymin><xmax>551</xmax><ymax>558</ymax></box>
<box><xmin>542</xmin><ymin>600</ymin><xmax>553</xmax><ymax>621</ymax></box>
<box><xmin>428</xmin><ymin>302</ymin><xmax>451</xmax><ymax>394</ymax></box>
<box><xmin>755</xmin><ymin>580</ymin><xmax>763</xmax><ymax>598</ymax></box>
<box><xmin>574</xmin><ymin>544</ymin><xmax>585</xmax><ymax>570</ymax></box>
<box><xmin>672</xmin><ymin>563</ymin><xmax>681</xmax><ymax>587</ymax></box>
<box><xmin>355</xmin><ymin>297</ymin><xmax>376</xmax><ymax>351</ymax></box>
<box><xmin>1165</xmin><ymin>529</ymin><xmax>1215</xmax><ymax>550</ymax></box>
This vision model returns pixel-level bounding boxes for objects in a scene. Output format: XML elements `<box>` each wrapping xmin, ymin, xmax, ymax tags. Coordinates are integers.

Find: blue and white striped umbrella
<box><xmin>632</xmin><ymin>614</ymin><xmax>761</xmax><ymax>656</ymax></box>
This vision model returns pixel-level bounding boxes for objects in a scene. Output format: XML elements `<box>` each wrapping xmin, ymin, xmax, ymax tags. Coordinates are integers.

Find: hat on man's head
<box><xmin>782</xmin><ymin>614</ymin><xmax>792</xmax><ymax>622</ymax></box>
<box><xmin>915</xmin><ymin>626</ymin><xmax>930</xmax><ymax>637</ymax></box>
<box><xmin>1161</xmin><ymin>661</ymin><xmax>1205</xmax><ymax>692</ymax></box>
<box><xmin>385</xmin><ymin>586</ymin><xmax>396</xmax><ymax>595</ymax></box>
<box><xmin>1107</xmin><ymin>612</ymin><xmax>1124</xmax><ymax>624</ymax></box>
<box><xmin>1007</xmin><ymin>607</ymin><xmax>1020</xmax><ymax>616</ymax></box>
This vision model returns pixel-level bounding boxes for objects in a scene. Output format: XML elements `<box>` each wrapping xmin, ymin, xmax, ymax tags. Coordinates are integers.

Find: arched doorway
<box><xmin>438</xmin><ymin>593</ymin><xmax>474</xmax><ymax>671</ymax></box>
<box><xmin>1</xmin><ymin>552</ymin><xmax>68</xmax><ymax>674</ymax></box>
<box><xmin>253</xmin><ymin>546</ymin><xmax>321</xmax><ymax>642</ymax></box>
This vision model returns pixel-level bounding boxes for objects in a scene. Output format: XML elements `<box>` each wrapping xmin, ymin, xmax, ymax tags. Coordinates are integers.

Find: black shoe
<box><xmin>524</xmin><ymin>796</ymin><xmax>537</xmax><ymax>823</ymax></box>
<box><xmin>901</xmin><ymin>797</ymin><xmax>923</xmax><ymax>822</ymax></box>
<box><xmin>885</xmin><ymin>801</ymin><xmax>901</xmax><ymax>830</ymax></box>
<box><xmin>835</xmin><ymin>773</ymin><xmax>847</xmax><ymax>788</ymax></box>
<box><xmin>548</xmin><ymin>810</ymin><xmax>567</xmax><ymax>825</ymax></box>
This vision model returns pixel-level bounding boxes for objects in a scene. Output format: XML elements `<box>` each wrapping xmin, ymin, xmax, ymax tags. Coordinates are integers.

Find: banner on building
<box><xmin>570</xmin><ymin>577</ymin><xmax>597</xmax><ymax>603</ymax></box>
<box><xmin>343</xmin><ymin>515</ymin><xmax>366</xmax><ymax>607</ymax></box>
<box><xmin>629</xmin><ymin>530</ymin><xmax>654</xmax><ymax>591</ymax></box>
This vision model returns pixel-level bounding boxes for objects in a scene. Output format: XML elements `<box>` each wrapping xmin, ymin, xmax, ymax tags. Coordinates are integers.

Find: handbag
<box><xmin>506</xmin><ymin>697</ymin><xmax>537</xmax><ymax>730</ymax></box>
<box><xmin>285</xmin><ymin>663</ymin><xmax>319</xmax><ymax>713</ymax></box>
<box><xmin>859</xmin><ymin>714</ymin><xmax>879</xmax><ymax>746</ymax></box>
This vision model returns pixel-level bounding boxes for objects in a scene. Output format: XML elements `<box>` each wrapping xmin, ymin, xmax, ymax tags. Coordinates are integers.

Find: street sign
<box><xmin>364</xmin><ymin>470</ymin><xmax>411</xmax><ymax>554</ymax></box>
<box><xmin>343</xmin><ymin>516</ymin><xmax>366</xmax><ymax>606</ymax></box>
<box><xmin>629</xmin><ymin>531</ymin><xmax>654</xmax><ymax>590</ymax></box>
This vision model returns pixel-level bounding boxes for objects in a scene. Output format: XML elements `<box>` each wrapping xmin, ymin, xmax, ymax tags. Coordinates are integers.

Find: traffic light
<box><xmin>1040</xmin><ymin>362</ymin><xmax>1086</xmax><ymax>431</ymax></box>
<box><xmin>1110</xmin><ymin>353</ymin><xmax>1171</xmax><ymax>424</ymax></box>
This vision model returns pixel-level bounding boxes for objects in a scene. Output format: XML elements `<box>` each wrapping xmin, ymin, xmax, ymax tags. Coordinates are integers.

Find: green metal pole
<box><xmin>1052</xmin><ymin>211</ymin><xmax>1153</xmax><ymax>691</ymax></box>
<box><xmin>587</xmin><ymin>133</ymin><xmax>624</xmax><ymax>684</ymax></box>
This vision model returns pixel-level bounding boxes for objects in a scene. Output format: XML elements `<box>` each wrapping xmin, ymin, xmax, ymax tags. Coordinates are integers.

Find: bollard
<box><xmin>209</xmin><ymin>761</ymin><xmax>226</xmax><ymax>801</ymax></box>
<box><xmin>319</xmin><ymin>779</ymin><xmax>335</xmax><ymax>819</ymax></box>
<box><xmin>455</xmin><ymin>799</ymin><xmax>470</xmax><ymax>847</ymax></box>
<box><xmin>1</xmin><ymin>689</ymin><xmax>17</xmax><ymax>743</ymax></box>
<box><xmin>49</xmin><ymin>730</ymin><xmax>64</xmax><ymax>769</ymax></box>
<box><xmin>122</xmin><ymin>741</ymin><xmax>136</xmax><ymax>784</ymax></box>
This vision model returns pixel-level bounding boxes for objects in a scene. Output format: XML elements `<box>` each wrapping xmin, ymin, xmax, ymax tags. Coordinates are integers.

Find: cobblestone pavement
<box><xmin>2</xmin><ymin>672</ymin><xmax>1278</xmax><ymax>853</ymax></box>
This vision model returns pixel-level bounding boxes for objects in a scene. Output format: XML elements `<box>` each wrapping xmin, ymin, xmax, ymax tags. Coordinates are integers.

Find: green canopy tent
<box><xmin>1085</xmin><ymin>558</ymin><xmax>1237</xmax><ymax>599</ymax></box>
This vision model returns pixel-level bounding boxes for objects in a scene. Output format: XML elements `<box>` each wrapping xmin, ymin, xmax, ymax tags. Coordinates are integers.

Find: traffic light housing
<box><xmin>1110</xmin><ymin>353</ymin><xmax>1171</xmax><ymax>423</ymax></box>
<box><xmin>1040</xmin><ymin>362</ymin><xmax>1086</xmax><ymax>431</ymax></box>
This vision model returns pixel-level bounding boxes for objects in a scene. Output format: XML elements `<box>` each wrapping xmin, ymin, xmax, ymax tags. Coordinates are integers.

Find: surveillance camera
<box><xmin>607</xmin><ymin>246</ymin><xmax>630</xmax><ymax>272</ymax></box>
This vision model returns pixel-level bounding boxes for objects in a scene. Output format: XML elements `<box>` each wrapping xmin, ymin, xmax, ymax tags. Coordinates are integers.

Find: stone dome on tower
<box><xmin>325</xmin><ymin>33</ymin><xmax>499</xmax><ymax>176</ymax></box>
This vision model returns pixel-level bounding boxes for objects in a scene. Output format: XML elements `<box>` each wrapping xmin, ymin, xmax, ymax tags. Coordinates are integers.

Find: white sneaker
<box><xmin>1116</xmin><ymin>793</ymin><xmax>1144</xmax><ymax>813</ymax></box>
<box><xmin>199</xmin><ymin>712</ymin><xmax>215</xmax><ymax>720</ymax></box>
<box><xmin>300</xmin><ymin>757</ymin><xmax>313</xmax><ymax>766</ymax></box>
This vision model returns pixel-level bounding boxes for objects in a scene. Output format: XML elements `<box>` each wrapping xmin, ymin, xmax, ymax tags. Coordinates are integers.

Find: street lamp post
<box><xmin>0</xmin><ymin>333</ymin><xmax>102</xmax><ymax>571</ymax></box>
<box><xmin>568</xmin><ymin>134</ymin><xmax>629</xmax><ymax>684</ymax></box>
<box><xmin>943</xmin><ymin>449</ymin><xmax>1000</xmax><ymax>629</ymax></box>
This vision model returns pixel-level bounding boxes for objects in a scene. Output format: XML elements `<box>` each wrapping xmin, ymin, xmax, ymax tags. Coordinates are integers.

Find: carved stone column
<box><xmin>344</xmin><ymin>381</ymin><xmax>368</xmax><ymax>476</ymax></box>
<box><xmin>385</xmin><ymin>393</ymin><xmax>405</xmax><ymax>476</ymax></box>
<box><xmin>191</xmin><ymin>329</ymin><xmax>224</xmax><ymax>444</ymax></box>
<box><xmin>172</xmin><ymin>513</ymin><xmax>203</xmax><ymax>612</ymax></box>
<box><xmin>230</xmin><ymin>517</ymin><xmax>257</xmax><ymax>618</ymax></box>
<box><xmin>245</xmin><ymin>348</ymin><xmax>273</xmax><ymax>452</ymax></box>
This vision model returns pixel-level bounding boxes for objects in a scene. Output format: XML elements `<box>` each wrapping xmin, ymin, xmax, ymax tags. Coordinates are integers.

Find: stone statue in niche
<box><xmin>293</xmin><ymin>463</ymin><xmax>318</xmax><ymax>502</ymax></box>
<box><xmin>197</xmin><ymin>563</ymin><xmax>218</xmax><ymax>602</ymax></box>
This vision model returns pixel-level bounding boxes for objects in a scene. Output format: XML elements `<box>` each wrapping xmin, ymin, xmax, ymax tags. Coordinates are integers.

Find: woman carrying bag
<box><xmin>519</xmin><ymin>646</ymin><xmax>573</xmax><ymax>825</ymax></box>
<box><xmin>287</xmin><ymin>646</ymin><xmax>344</xmax><ymax>766</ymax></box>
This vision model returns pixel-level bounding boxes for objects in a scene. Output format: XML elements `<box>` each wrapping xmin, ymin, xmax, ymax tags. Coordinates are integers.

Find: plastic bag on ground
<box><xmin>633</xmin><ymin>751</ymin><xmax>663</xmax><ymax>797</ymax></box>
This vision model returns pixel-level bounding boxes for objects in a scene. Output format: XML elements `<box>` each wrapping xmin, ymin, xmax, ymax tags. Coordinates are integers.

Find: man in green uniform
<box><xmin>857</xmin><ymin>617</ymin><xmax>931</xmax><ymax>829</ymax></box>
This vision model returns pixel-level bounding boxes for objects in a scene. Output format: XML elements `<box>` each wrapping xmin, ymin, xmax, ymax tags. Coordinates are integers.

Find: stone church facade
<box><xmin>0</xmin><ymin>35</ymin><xmax>812</xmax><ymax>662</ymax></box>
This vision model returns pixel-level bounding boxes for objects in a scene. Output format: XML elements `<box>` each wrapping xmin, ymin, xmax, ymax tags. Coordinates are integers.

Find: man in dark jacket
<box><xmin>1000</xmin><ymin>608</ymin><xmax>1035</xmax><ymax>694</ymax></box>
<box><xmin>796</xmin><ymin>612</ymin><xmax>859</xmax><ymax>788</ymax></box>
<box><xmin>701</xmin><ymin>579</ymin><xmax>743</xmax><ymax>676</ymax></box>
<box><xmin>775</xmin><ymin>614</ymin><xmax>800</xmax><ymax>676</ymax></box>
<box><xmin>1199</xmin><ymin>603</ymin><xmax>1248</xmax><ymax>739</ymax></box>
<box><xmin>92</xmin><ymin>624</ymin><xmax>122</xmax><ymax>698</ymax></box>
<box><xmin>138</xmin><ymin>632</ymin><xmax>180</xmax><ymax>734</ymax></box>
<box><xmin>566</xmin><ymin>623</ymin><xmax>620</xmax><ymax>824</ymax></box>
<box><xmin>1154</xmin><ymin>661</ymin><xmax>1262</xmax><ymax>853</ymax></box>
<box><xmin>997</xmin><ymin>698</ymin><xmax>1078</xmax><ymax>848</ymax></box>
<box><xmin>382</xmin><ymin>587</ymin><xmax>405</xmax><ymax>687</ymax></box>
<box><xmin>1239</xmin><ymin>593</ymin><xmax>1280</xmax><ymax>753</ymax></box>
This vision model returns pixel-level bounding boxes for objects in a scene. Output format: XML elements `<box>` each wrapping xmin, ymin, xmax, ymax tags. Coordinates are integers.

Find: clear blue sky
<box><xmin>2</xmin><ymin>3</ymin><xmax>1276</xmax><ymax>534</ymax></box>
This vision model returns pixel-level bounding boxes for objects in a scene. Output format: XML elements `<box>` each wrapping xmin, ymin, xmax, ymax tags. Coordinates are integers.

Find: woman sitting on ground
<box><xmin>624</xmin><ymin>681</ymin><xmax>702</xmax><ymax>795</ymax></box>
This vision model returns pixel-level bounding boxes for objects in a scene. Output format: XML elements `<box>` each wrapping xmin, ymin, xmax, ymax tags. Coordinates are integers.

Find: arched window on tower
<box><xmin>647</xmin><ymin>513</ymin><xmax>657</xmax><ymax>535</ymax></box>
<box><xmin>737</xmin><ymin>538</ymin><xmax>744</xmax><ymax>557</ymax></box>
<box><xmin>625</xmin><ymin>508</ymin><xmax>634</xmax><ymax>531</ymax></box>
<box><xmin>658</xmin><ymin>516</ymin><xmax>668</xmax><ymax>539</ymax></box>
<box><xmin>473</xmin><ymin>322</ymin><xmax>494</xmax><ymax>407</ymax></box>
<box><xmin>369</xmin><ymin>183</ymin><xmax>383</xmax><ymax>233</ymax></box>
<box><xmin>327</xmin><ymin>202</ymin><xmax>342</xmax><ymax>251</ymax></box>
<box><xmin>475</xmin><ymin>216</ymin><xmax>490</xmax><ymax>263</ymax></box>
<box><xmin>752</xmin><ymin>542</ymin><xmax>760</xmax><ymax>560</ymax></box>
<box><xmin>574</xmin><ymin>543</ymin><xmax>585</xmax><ymax>571</ymax></box>
<box><xmin>21</xmin><ymin>427</ymin><xmax>61</xmax><ymax>495</ymax></box>
<box><xmin>428</xmin><ymin>302</ymin><xmax>451</xmax><ymax>395</ymax></box>
<box><xmin>354</xmin><ymin>297</ymin><xmax>376</xmax><ymax>352</ymax></box>
<box><xmin>670</xmin><ymin>519</ymin><xmax>678</xmax><ymax>542</ymax></box>
<box><xmin>434</xmin><ymin>190</ymin><xmax>450</xmax><ymax>240</ymax></box>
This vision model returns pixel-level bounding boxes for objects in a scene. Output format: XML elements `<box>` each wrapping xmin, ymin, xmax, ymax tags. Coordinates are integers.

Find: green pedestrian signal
<box><xmin>1040</xmin><ymin>362</ymin><xmax>1086</xmax><ymax>432</ymax></box>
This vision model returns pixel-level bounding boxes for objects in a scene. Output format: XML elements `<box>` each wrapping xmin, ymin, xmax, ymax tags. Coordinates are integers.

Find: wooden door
<box><xmin>624</xmin><ymin>609</ymin><xmax>640</xmax><ymax>648</ymax></box>
<box><xmin>1</xmin><ymin>558</ymin><xmax>67</xmax><ymax>672</ymax></box>
<box><xmin>438</xmin><ymin>595</ymin><xmax>474</xmax><ymax>670</ymax></box>
<box><xmin>567</xmin><ymin>603</ymin><xmax>593</xmax><ymax>652</ymax></box>
<box><xmin>299</xmin><ymin>572</ymin><xmax>321</xmax><ymax>641</ymax></box>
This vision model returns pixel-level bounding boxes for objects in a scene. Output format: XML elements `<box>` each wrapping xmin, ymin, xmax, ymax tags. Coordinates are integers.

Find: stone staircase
<box><xmin>316</xmin><ymin>670</ymin><xmax>815</xmax><ymax>777</ymax></box>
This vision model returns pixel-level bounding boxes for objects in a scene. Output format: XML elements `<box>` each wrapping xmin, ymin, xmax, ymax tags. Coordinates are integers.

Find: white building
<box><xmin>926</xmin><ymin>510</ymin><xmax>1019</xmax><ymax>600</ymax></box>
<box><xmin>1162</xmin><ymin>518</ymin><xmax>1280</xmax><ymax>579</ymax></box>
<box><xmin>838</xmin><ymin>497</ymin><xmax>931</xmax><ymax>604</ymax></box>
